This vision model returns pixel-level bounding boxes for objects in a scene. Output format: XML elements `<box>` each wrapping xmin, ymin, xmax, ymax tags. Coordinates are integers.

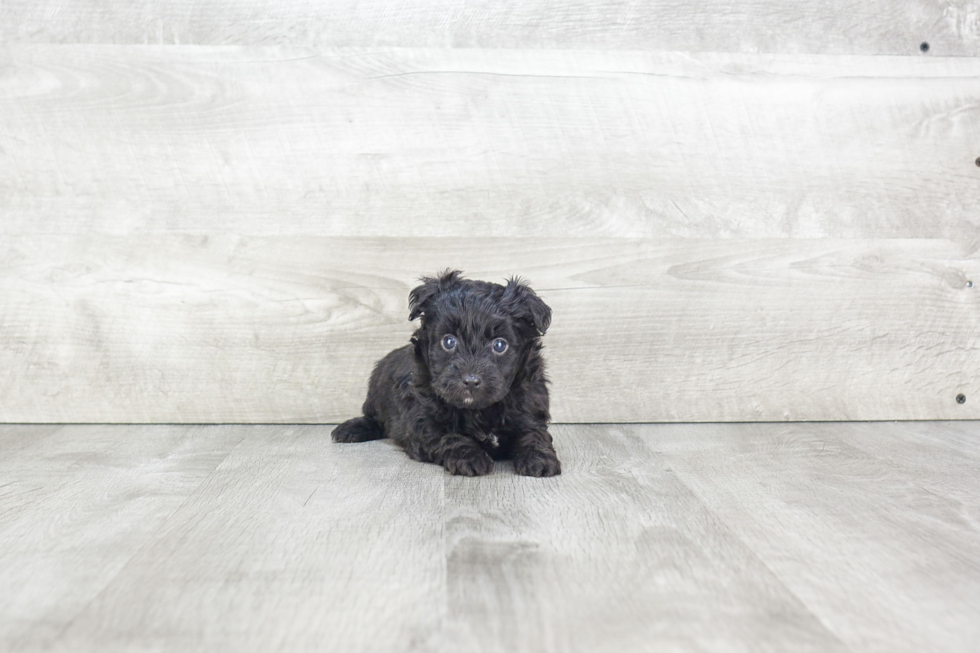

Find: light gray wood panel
<box><xmin>50</xmin><ymin>426</ymin><xmax>447</xmax><ymax>653</ymax></box>
<box><xmin>2</xmin><ymin>235</ymin><xmax>977</xmax><ymax>423</ymax></box>
<box><xmin>2</xmin><ymin>47</ymin><xmax>979</xmax><ymax>239</ymax></box>
<box><xmin>2</xmin><ymin>1</ymin><xmax>978</xmax><ymax>56</ymax></box>
<box><xmin>651</xmin><ymin>422</ymin><xmax>980</xmax><ymax>653</ymax></box>
<box><xmin>438</xmin><ymin>425</ymin><xmax>848</xmax><ymax>653</ymax></box>
<box><xmin>0</xmin><ymin>423</ymin><xmax>64</xmax><ymax>458</ymax></box>
<box><xmin>0</xmin><ymin>424</ymin><xmax>244</xmax><ymax>652</ymax></box>
<box><xmin>818</xmin><ymin>421</ymin><xmax>980</xmax><ymax>517</ymax></box>
<box><xmin>5</xmin><ymin>423</ymin><xmax>980</xmax><ymax>652</ymax></box>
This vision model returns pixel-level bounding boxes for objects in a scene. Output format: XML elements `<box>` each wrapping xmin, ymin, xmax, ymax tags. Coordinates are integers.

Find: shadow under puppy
<box><xmin>332</xmin><ymin>270</ymin><xmax>560</xmax><ymax>477</ymax></box>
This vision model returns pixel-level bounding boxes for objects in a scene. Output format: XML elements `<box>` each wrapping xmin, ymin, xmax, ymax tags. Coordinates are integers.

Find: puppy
<box><xmin>332</xmin><ymin>270</ymin><xmax>561</xmax><ymax>477</ymax></box>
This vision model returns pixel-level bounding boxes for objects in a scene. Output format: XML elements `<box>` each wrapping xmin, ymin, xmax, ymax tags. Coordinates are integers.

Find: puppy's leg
<box><xmin>512</xmin><ymin>429</ymin><xmax>561</xmax><ymax>477</ymax></box>
<box><xmin>332</xmin><ymin>416</ymin><xmax>384</xmax><ymax>443</ymax></box>
<box><xmin>401</xmin><ymin>427</ymin><xmax>493</xmax><ymax>476</ymax></box>
<box><xmin>438</xmin><ymin>434</ymin><xmax>495</xmax><ymax>476</ymax></box>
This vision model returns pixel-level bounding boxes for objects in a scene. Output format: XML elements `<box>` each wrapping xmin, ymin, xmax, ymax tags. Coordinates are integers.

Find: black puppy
<box><xmin>332</xmin><ymin>270</ymin><xmax>560</xmax><ymax>477</ymax></box>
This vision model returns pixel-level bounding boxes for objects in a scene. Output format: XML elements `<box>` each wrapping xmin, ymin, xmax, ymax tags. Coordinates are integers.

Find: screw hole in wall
<box><xmin>920</xmin><ymin>42</ymin><xmax>930</xmax><ymax>52</ymax></box>
<box><xmin>975</xmin><ymin>157</ymin><xmax>980</xmax><ymax>167</ymax></box>
<box><xmin>956</xmin><ymin>394</ymin><xmax>966</xmax><ymax>404</ymax></box>
<box><xmin>968</xmin><ymin>280</ymin><xmax>974</xmax><ymax>289</ymax></box>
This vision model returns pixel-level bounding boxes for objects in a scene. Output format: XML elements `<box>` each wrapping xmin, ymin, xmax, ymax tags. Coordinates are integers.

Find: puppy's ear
<box><xmin>503</xmin><ymin>276</ymin><xmax>552</xmax><ymax>336</ymax></box>
<box><xmin>408</xmin><ymin>269</ymin><xmax>464</xmax><ymax>321</ymax></box>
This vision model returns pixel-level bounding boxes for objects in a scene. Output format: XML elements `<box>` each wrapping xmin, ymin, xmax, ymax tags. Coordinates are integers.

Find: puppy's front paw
<box><xmin>514</xmin><ymin>448</ymin><xmax>562</xmax><ymax>477</ymax></box>
<box><xmin>443</xmin><ymin>449</ymin><xmax>494</xmax><ymax>476</ymax></box>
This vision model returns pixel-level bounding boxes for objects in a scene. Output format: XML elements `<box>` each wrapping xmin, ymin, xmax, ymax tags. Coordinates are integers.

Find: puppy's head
<box><xmin>408</xmin><ymin>270</ymin><xmax>551</xmax><ymax>410</ymax></box>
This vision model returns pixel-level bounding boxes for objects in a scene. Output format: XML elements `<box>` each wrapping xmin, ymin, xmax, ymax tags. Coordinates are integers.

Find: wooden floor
<box><xmin>1</xmin><ymin>422</ymin><xmax>978</xmax><ymax>652</ymax></box>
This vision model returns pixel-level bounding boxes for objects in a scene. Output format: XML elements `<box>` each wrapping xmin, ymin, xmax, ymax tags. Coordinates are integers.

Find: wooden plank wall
<box><xmin>1</xmin><ymin>2</ymin><xmax>979</xmax><ymax>423</ymax></box>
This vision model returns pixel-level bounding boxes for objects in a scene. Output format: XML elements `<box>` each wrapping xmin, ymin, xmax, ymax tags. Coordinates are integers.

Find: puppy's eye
<box><xmin>492</xmin><ymin>338</ymin><xmax>508</xmax><ymax>354</ymax></box>
<box><xmin>441</xmin><ymin>335</ymin><xmax>457</xmax><ymax>352</ymax></box>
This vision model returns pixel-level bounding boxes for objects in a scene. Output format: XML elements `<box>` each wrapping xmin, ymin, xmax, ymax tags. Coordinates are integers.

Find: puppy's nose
<box><xmin>462</xmin><ymin>374</ymin><xmax>482</xmax><ymax>388</ymax></box>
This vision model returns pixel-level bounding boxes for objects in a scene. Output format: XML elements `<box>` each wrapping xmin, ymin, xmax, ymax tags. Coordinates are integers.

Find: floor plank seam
<box><xmin>42</xmin><ymin>427</ymin><xmax>250</xmax><ymax>647</ymax></box>
<box><xmin>658</xmin><ymin>463</ymin><xmax>856</xmax><ymax>652</ymax></box>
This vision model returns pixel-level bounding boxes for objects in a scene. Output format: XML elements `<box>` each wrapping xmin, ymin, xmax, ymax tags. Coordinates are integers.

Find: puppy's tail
<box><xmin>332</xmin><ymin>416</ymin><xmax>385</xmax><ymax>443</ymax></box>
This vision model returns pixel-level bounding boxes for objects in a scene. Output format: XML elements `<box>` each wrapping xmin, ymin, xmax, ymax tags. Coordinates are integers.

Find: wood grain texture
<box><xmin>3</xmin><ymin>422</ymin><xmax>980</xmax><ymax>652</ymax></box>
<box><xmin>839</xmin><ymin>420</ymin><xmax>980</xmax><ymax>510</ymax></box>
<box><xmin>651</xmin><ymin>422</ymin><xmax>980</xmax><ymax>652</ymax></box>
<box><xmin>2</xmin><ymin>1</ymin><xmax>979</xmax><ymax>56</ymax></box>
<box><xmin>2</xmin><ymin>47</ymin><xmax>979</xmax><ymax>239</ymax></box>
<box><xmin>438</xmin><ymin>425</ymin><xmax>848</xmax><ymax>652</ymax></box>
<box><xmin>2</xmin><ymin>236</ymin><xmax>977</xmax><ymax>423</ymax></box>
<box><xmin>0</xmin><ymin>424</ymin><xmax>245</xmax><ymax>652</ymax></box>
<box><xmin>47</xmin><ymin>426</ymin><xmax>447</xmax><ymax>653</ymax></box>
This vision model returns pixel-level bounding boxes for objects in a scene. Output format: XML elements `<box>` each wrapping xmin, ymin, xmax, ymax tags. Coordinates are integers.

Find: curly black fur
<box><xmin>332</xmin><ymin>270</ymin><xmax>560</xmax><ymax>477</ymax></box>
